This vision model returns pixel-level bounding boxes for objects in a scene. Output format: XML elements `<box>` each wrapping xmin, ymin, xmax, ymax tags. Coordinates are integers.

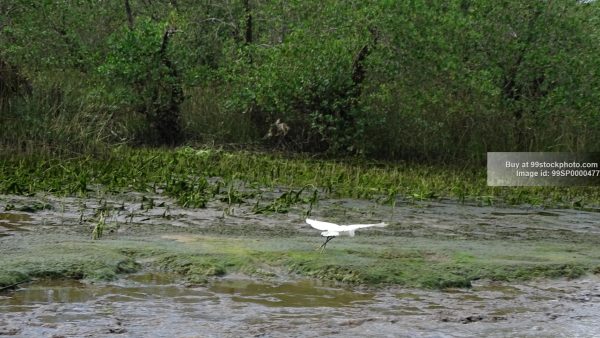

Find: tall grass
<box><xmin>0</xmin><ymin>73</ymin><xmax>115</xmax><ymax>155</ymax></box>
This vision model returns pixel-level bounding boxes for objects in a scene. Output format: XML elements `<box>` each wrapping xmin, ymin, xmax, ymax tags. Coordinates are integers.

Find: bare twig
<box><xmin>0</xmin><ymin>279</ymin><xmax>30</xmax><ymax>292</ymax></box>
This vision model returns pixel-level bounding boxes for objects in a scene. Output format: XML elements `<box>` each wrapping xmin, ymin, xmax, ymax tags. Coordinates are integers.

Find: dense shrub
<box><xmin>1</xmin><ymin>0</ymin><xmax>598</xmax><ymax>161</ymax></box>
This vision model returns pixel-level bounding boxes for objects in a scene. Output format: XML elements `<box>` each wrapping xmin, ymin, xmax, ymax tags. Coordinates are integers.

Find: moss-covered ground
<box><xmin>2</xmin><ymin>232</ymin><xmax>599</xmax><ymax>290</ymax></box>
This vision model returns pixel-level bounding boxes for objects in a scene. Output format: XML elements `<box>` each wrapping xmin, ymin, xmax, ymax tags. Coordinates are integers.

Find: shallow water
<box><xmin>1</xmin><ymin>274</ymin><xmax>599</xmax><ymax>337</ymax></box>
<box><xmin>0</xmin><ymin>213</ymin><xmax>32</xmax><ymax>237</ymax></box>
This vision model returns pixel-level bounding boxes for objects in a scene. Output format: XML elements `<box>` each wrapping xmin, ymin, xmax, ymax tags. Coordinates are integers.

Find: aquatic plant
<box><xmin>91</xmin><ymin>211</ymin><xmax>106</xmax><ymax>240</ymax></box>
<box><xmin>0</xmin><ymin>148</ymin><xmax>597</xmax><ymax>210</ymax></box>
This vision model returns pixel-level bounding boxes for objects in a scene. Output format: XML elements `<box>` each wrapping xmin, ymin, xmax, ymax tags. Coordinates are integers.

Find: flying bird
<box><xmin>305</xmin><ymin>218</ymin><xmax>387</xmax><ymax>252</ymax></box>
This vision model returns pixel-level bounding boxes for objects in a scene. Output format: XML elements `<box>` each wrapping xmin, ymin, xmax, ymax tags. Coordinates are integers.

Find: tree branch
<box><xmin>124</xmin><ymin>0</ymin><xmax>134</xmax><ymax>29</ymax></box>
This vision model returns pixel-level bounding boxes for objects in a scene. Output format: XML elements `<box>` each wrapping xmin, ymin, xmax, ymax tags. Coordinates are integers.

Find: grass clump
<box><xmin>0</xmin><ymin>270</ymin><xmax>30</xmax><ymax>290</ymax></box>
<box><xmin>155</xmin><ymin>254</ymin><xmax>228</xmax><ymax>284</ymax></box>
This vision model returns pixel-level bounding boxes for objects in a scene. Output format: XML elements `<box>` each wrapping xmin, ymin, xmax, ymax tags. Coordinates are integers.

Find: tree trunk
<box><xmin>124</xmin><ymin>0</ymin><xmax>134</xmax><ymax>29</ymax></box>
<box><xmin>150</xmin><ymin>28</ymin><xmax>183</xmax><ymax>145</ymax></box>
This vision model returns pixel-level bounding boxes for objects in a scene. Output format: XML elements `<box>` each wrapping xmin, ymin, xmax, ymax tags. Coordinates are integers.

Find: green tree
<box><xmin>99</xmin><ymin>17</ymin><xmax>184</xmax><ymax>145</ymax></box>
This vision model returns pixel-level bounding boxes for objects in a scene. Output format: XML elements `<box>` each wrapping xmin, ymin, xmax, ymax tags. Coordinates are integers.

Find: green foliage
<box><xmin>253</xmin><ymin>188</ymin><xmax>309</xmax><ymax>214</ymax></box>
<box><xmin>99</xmin><ymin>17</ymin><xmax>184</xmax><ymax>145</ymax></box>
<box><xmin>99</xmin><ymin>19</ymin><xmax>169</xmax><ymax>101</ymax></box>
<box><xmin>224</xmin><ymin>1</ymin><xmax>381</xmax><ymax>153</ymax></box>
<box><xmin>1</xmin><ymin>0</ymin><xmax>599</xmax><ymax>160</ymax></box>
<box><xmin>0</xmin><ymin>148</ymin><xmax>598</xmax><ymax>209</ymax></box>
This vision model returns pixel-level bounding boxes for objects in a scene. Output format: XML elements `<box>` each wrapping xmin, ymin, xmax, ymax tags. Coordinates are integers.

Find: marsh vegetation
<box><xmin>1</xmin><ymin>1</ymin><xmax>599</xmax><ymax>335</ymax></box>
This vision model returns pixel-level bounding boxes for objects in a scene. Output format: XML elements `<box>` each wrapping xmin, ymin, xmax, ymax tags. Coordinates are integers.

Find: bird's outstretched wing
<box><xmin>344</xmin><ymin>222</ymin><xmax>387</xmax><ymax>231</ymax></box>
<box><xmin>306</xmin><ymin>218</ymin><xmax>340</xmax><ymax>231</ymax></box>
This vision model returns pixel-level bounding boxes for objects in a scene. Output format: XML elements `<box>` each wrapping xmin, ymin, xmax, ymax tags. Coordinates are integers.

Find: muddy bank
<box><xmin>1</xmin><ymin>274</ymin><xmax>599</xmax><ymax>337</ymax></box>
<box><xmin>1</xmin><ymin>191</ymin><xmax>600</xmax><ymax>336</ymax></box>
<box><xmin>2</xmin><ymin>193</ymin><xmax>599</xmax><ymax>241</ymax></box>
<box><xmin>1</xmin><ymin>192</ymin><xmax>600</xmax><ymax>289</ymax></box>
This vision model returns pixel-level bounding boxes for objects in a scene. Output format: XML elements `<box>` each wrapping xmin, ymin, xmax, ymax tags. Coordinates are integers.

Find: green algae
<box><xmin>0</xmin><ymin>240</ymin><xmax>141</xmax><ymax>288</ymax></box>
<box><xmin>3</xmin><ymin>233</ymin><xmax>599</xmax><ymax>290</ymax></box>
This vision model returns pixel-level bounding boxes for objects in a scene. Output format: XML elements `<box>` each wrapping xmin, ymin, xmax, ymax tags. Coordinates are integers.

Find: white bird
<box><xmin>306</xmin><ymin>218</ymin><xmax>387</xmax><ymax>252</ymax></box>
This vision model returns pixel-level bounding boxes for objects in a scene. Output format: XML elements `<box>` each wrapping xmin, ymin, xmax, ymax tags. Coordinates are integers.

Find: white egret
<box><xmin>305</xmin><ymin>218</ymin><xmax>387</xmax><ymax>252</ymax></box>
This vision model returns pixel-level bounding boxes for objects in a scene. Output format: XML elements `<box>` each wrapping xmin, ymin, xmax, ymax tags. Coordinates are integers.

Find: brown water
<box><xmin>0</xmin><ymin>213</ymin><xmax>32</xmax><ymax>237</ymax></box>
<box><xmin>1</xmin><ymin>274</ymin><xmax>599</xmax><ymax>337</ymax></box>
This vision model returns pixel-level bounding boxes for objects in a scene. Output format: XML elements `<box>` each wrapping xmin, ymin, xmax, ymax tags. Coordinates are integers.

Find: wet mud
<box><xmin>0</xmin><ymin>193</ymin><xmax>598</xmax><ymax>242</ymax></box>
<box><xmin>1</xmin><ymin>274</ymin><xmax>599</xmax><ymax>337</ymax></box>
<box><xmin>1</xmin><ymin>192</ymin><xmax>600</xmax><ymax>336</ymax></box>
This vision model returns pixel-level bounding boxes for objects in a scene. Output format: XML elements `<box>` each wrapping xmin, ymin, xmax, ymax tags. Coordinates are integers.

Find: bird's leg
<box><xmin>318</xmin><ymin>236</ymin><xmax>335</xmax><ymax>253</ymax></box>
